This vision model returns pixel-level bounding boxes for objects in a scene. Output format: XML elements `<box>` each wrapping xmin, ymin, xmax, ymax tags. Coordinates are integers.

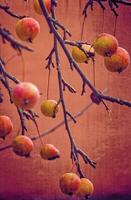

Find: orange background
<box><xmin>0</xmin><ymin>0</ymin><xmax>131</xmax><ymax>199</ymax></box>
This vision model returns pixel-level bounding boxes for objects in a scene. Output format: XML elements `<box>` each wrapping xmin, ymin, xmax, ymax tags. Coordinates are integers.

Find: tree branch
<box><xmin>0</xmin><ymin>4</ymin><xmax>27</xmax><ymax>19</ymax></box>
<box><xmin>0</xmin><ymin>26</ymin><xmax>33</xmax><ymax>52</ymax></box>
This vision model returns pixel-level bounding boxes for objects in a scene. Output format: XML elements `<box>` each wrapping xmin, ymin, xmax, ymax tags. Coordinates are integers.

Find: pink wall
<box><xmin>0</xmin><ymin>0</ymin><xmax>131</xmax><ymax>199</ymax></box>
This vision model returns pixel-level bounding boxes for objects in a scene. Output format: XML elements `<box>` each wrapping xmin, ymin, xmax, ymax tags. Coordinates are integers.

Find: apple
<box><xmin>0</xmin><ymin>115</ymin><xmax>13</xmax><ymax>139</ymax></box>
<box><xmin>40</xmin><ymin>143</ymin><xmax>60</xmax><ymax>160</ymax></box>
<box><xmin>15</xmin><ymin>17</ymin><xmax>40</xmax><ymax>42</ymax></box>
<box><xmin>34</xmin><ymin>0</ymin><xmax>51</xmax><ymax>15</ymax></box>
<box><xmin>41</xmin><ymin>99</ymin><xmax>59</xmax><ymax>118</ymax></box>
<box><xmin>104</xmin><ymin>47</ymin><xmax>130</xmax><ymax>73</ymax></box>
<box><xmin>76</xmin><ymin>178</ymin><xmax>94</xmax><ymax>199</ymax></box>
<box><xmin>93</xmin><ymin>33</ymin><xmax>118</xmax><ymax>56</ymax></box>
<box><xmin>59</xmin><ymin>172</ymin><xmax>81</xmax><ymax>196</ymax></box>
<box><xmin>72</xmin><ymin>44</ymin><xmax>95</xmax><ymax>63</ymax></box>
<box><xmin>12</xmin><ymin>82</ymin><xmax>40</xmax><ymax>110</ymax></box>
<box><xmin>12</xmin><ymin>135</ymin><xmax>34</xmax><ymax>157</ymax></box>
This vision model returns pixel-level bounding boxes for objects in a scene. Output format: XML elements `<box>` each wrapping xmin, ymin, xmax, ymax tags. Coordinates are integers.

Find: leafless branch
<box><xmin>0</xmin><ymin>4</ymin><xmax>27</xmax><ymax>19</ymax></box>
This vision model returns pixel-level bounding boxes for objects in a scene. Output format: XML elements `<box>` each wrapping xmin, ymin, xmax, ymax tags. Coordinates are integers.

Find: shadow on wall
<box><xmin>0</xmin><ymin>193</ymin><xmax>131</xmax><ymax>200</ymax></box>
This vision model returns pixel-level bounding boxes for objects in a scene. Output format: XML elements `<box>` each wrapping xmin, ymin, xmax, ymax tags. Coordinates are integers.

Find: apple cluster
<box><xmin>59</xmin><ymin>172</ymin><xmax>94</xmax><ymax>199</ymax></box>
<box><xmin>0</xmin><ymin>0</ymin><xmax>61</xmax><ymax>174</ymax></box>
<box><xmin>72</xmin><ymin>33</ymin><xmax>130</xmax><ymax>73</ymax></box>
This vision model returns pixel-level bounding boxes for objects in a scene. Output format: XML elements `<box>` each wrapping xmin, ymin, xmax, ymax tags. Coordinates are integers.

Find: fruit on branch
<box><xmin>12</xmin><ymin>82</ymin><xmax>40</xmax><ymax>110</ymax></box>
<box><xmin>59</xmin><ymin>172</ymin><xmax>81</xmax><ymax>196</ymax></box>
<box><xmin>40</xmin><ymin>143</ymin><xmax>60</xmax><ymax>160</ymax></box>
<box><xmin>41</xmin><ymin>99</ymin><xmax>59</xmax><ymax>118</ymax></box>
<box><xmin>104</xmin><ymin>47</ymin><xmax>130</xmax><ymax>73</ymax></box>
<box><xmin>0</xmin><ymin>116</ymin><xmax>13</xmax><ymax>139</ymax></box>
<box><xmin>12</xmin><ymin>135</ymin><xmax>34</xmax><ymax>157</ymax></box>
<box><xmin>15</xmin><ymin>17</ymin><xmax>40</xmax><ymax>42</ymax></box>
<box><xmin>76</xmin><ymin>178</ymin><xmax>94</xmax><ymax>199</ymax></box>
<box><xmin>93</xmin><ymin>33</ymin><xmax>118</xmax><ymax>56</ymax></box>
<box><xmin>72</xmin><ymin>44</ymin><xmax>95</xmax><ymax>63</ymax></box>
<box><xmin>34</xmin><ymin>0</ymin><xmax>51</xmax><ymax>15</ymax></box>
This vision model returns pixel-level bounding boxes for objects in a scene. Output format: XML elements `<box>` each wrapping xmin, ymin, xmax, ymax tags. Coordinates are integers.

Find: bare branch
<box><xmin>38</xmin><ymin>0</ymin><xmax>96</xmax><ymax>176</ymax></box>
<box><xmin>62</xmin><ymin>79</ymin><xmax>76</xmax><ymax>93</ymax></box>
<box><xmin>49</xmin><ymin>17</ymin><xmax>71</xmax><ymax>40</ymax></box>
<box><xmin>66</xmin><ymin>111</ymin><xmax>77</xmax><ymax>123</ymax></box>
<box><xmin>0</xmin><ymin>4</ymin><xmax>27</xmax><ymax>19</ymax></box>
<box><xmin>83</xmin><ymin>0</ymin><xmax>131</xmax><ymax>16</ymax></box>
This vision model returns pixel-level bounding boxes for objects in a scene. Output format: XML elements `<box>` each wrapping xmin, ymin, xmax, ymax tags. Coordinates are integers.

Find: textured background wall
<box><xmin>0</xmin><ymin>0</ymin><xmax>131</xmax><ymax>200</ymax></box>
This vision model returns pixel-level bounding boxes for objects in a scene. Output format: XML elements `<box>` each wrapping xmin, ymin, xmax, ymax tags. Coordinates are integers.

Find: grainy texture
<box><xmin>0</xmin><ymin>0</ymin><xmax>131</xmax><ymax>200</ymax></box>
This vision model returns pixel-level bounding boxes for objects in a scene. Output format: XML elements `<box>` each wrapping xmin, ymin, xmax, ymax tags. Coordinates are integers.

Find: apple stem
<box><xmin>5</xmin><ymin>53</ymin><xmax>18</xmax><ymax>66</ymax></box>
<box><xmin>101</xmin><ymin>9</ymin><xmax>105</xmax><ymax>33</ymax></box>
<box><xmin>113</xmin><ymin>15</ymin><xmax>118</xmax><ymax>36</ymax></box>
<box><xmin>29</xmin><ymin>111</ymin><xmax>44</xmax><ymax>146</ymax></box>
<box><xmin>47</xmin><ymin>68</ymin><xmax>51</xmax><ymax>99</ymax></box>
<box><xmin>80</xmin><ymin>16</ymin><xmax>86</xmax><ymax>41</ymax></box>
<box><xmin>20</xmin><ymin>52</ymin><xmax>25</xmax><ymax>81</ymax></box>
<box><xmin>92</xmin><ymin>60</ymin><xmax>96</xmax><ymax>87</ymax></box>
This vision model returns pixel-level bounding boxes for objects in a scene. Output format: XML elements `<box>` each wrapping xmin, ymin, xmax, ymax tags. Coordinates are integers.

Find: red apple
<box><xmin>0</xmin><ymin>115</ymin><xmax>13</xmax><ymax>139</ymax></box>
<box><xmin>34</xmin><ymin>0</ymin><xmax>51</xmax><ymax>15</ymax></box>
<box><xmin>76</xmin><ymin>178</ymin><xmax>94</xmax><ymax>199</ymax></box>
<box><xmin>40</xmin><ymin>144</ymin><xmax>60</xmax><ymax>160</ymax></box>
<box><xmin>59</xmin><ymin>172</ymin><xmax>81</xmax><ymax>196</ymax></box>
<box><xmin>93</xmin><ymin>33</ymin><xmax>118</xmax><ymax>56</ymax></box>
<box><xmin>15</xmin><ymin>17</ymin><xmax>40</xmax><ymax>42</ymax></box>
<box><xmin>12</xmin><ymin>82</ymin><xmax>40</xmax><ymax>110</ymax></box>
<box><xmin>12</xmin><ymin>135</ymin><xmax>34</xmax><ymax>157</ymax></box>
<box><xmin>104</xmin><ymin>47</ymin><xmax>130</xmax><ymax>73</ymax></box>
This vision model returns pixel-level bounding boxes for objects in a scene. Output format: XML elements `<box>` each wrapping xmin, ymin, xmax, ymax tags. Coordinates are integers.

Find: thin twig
<box><xmin>0</xmin><ymin>4</ymin><xmax>27</xmax><ymax>19</ymax></box>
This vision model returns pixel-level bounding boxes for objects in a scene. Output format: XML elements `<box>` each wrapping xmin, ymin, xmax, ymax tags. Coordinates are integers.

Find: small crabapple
<box><xmin>0</xmin><ymin>115</ymin><xmax>13</xmax><ymax>139</ymax></box>
<box><xmin>72</xmin><ymin>44</ymin><xmax>95</xmax><ymax>63</ymax></box>
<box><xmin>76</xmin><ymin>178</ymin><xmax>94</xmax><ymax>199</ymax></box>
<box><xmin>104</xmin><ymin>47</ymin><xmax>130</xmax><ymax>73</ymax></box>
<box><xmin>12</xmin><ymin>82</ymin><xmax>40</xmax><ymax>110</ymax></box>
<box><xmin>34</xmin><ymin>0</ymin><xmax>51</xmax><ymax>15</ymax></box>
<box><xmin>15</xmin><ymin>17</ymin><xmax>40</xmax><ymax>42</ymax></box>
<box><xmin>40</xmin><ymin>144</ymin><xmax>60</xmax><ymax>160</ymax></box>
<box><xmin>12</xmin><ymin>135</ymin><xmax>34</xmax><ymax>157</ymax></box>
<box><xmin>93</xmin><ymin>33</ymin><xmax>118</xmax><ymax>56</ymax></box>
<box><xmin>41</xmin><ymin>99</ymin><xmax>59</xmax><ymax>118</ymax></box>
<box><xmin>59</xmin><ymin>172</ymin><xmax>81</xmax><ymax>196</ymax></box>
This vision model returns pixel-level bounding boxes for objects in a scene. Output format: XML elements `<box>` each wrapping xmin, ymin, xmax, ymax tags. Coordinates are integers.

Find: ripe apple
<box><xmin>72</xmin><ymin>44</ymin><xmax>95</xmax><ymax>63</ymax></box>
<box><xmin>34</xmin><ymin>0</ymin><xmax>51</xmax><ymax>15</ymax></box>
<box><xmin>41</xmin><ymin>99</ymin><xmax>59</xmax><ymax>118</ymax></box>
<box><xmin>12</xmin><ymin>135</ymin><xmax>34</xmax><ymax>157</ymax></box>
<box><xmin>40</xmin><ymin>143</ymin><xmax>60</xmax><ymax>160</ymax></box>
<box><xmin>93</xmin><ymin>33</ymin><xmax>118</xmax><ymax>56</ymax></box>
<box><xmin>59</xmin><ymin>172</ymin><xmax>81</xmax><ymax>196</ymax></box>
<box><xmin>12</xmin><ymin>82</ymin><xmax>40</xmax><ymax>110</ymax></box>
<box><xmin>0</xmin><ymin>115</ymin><xmax>13</xmax><ymax>139</ymax></box>
<box><xmin>76</xmin><ymin>178</ymin><xmax>94</xmax><ymax>199</ymax></box>
<box><xmin>104</xmin><ymin>47</ymin><xmax>130</xmax><ymax>73</ymax></box>
<box><xmin>15</xmin><ymin>17</ymin><xmax>40</xmax><ymax>42</ymax></box>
